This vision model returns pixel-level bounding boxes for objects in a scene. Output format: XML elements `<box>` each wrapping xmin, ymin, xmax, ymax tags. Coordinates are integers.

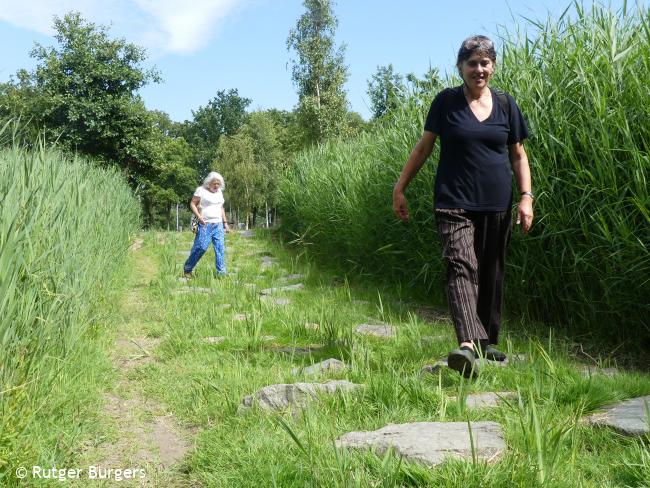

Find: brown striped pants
<box><xmin>435</xmin><ymin>208</ymin><xmax>512</xmax><ymax>345</ymax></box>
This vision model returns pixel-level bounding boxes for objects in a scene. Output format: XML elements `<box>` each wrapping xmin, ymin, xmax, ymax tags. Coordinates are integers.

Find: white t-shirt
<box><xmin>194</xmin><ymin>187</ymin><xmax>224</xmax><ymax>223</ymax></box>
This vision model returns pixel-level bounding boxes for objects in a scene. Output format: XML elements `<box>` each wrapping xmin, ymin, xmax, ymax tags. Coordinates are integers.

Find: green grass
<box><xmin>0</xmin><ymin>135</ymin><xmax>139</xmax><ymax>483</ymax></box>
<box><xmin>277</xmin><ymin>2</ymin><xmax>650</xmax><ymax>343</ymax></box>
<box><xmin>125</xmin><ymin>229</ymin><xmax>650</xmax><ymax>487</ymax></box>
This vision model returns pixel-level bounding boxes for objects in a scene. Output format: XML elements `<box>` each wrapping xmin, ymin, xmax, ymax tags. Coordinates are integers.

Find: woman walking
<box><xmin>184</xmin><ymin>171</ymin><xmax>230</xmax><ymax>278</ymax></box>
<box><xmin>392</xmin><ymin>35</ymin><xmax>533</xmax><ymax>377</ymax></box>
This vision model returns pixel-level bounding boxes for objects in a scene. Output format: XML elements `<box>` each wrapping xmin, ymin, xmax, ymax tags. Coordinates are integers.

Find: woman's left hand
<box><xmin>516</xmin><ymin>198</ymin><xmax>534</xmax><ymax>234</ymax></box>
<box><xmin>224</xmin><ymin>223</ymin><xmax>231</xmax><ymax>233</ymax></box>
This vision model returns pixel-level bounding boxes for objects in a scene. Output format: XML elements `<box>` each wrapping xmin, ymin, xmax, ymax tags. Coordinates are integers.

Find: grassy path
<box><xmin>80</xmin><ymin>229</ymin><xmax>649</xmax><ymax>487</ymax></box>
<box><xmin>75</xmin><ymin>235</ymin><xmax>192</xmax><ymax>487</ymax></box>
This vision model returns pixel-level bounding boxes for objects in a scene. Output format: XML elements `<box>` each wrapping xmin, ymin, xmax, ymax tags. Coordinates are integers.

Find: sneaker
<box><xmin>183</xmin><ymin>272</ymin><xmax>193</xmax><ymax>279</ymax></box>
<box><xmin>447</xmin><ymin>346</ymin><xmax>478</xmax><ymax>378</ymax></box>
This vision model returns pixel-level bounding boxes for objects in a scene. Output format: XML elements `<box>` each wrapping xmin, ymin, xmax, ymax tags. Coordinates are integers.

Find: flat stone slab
<box><xmin>292</xmin><ymin>358</ymin><xmax>347</xmax><ymax>376</ymax></box>
<box><xmin>280</xmin><ymin>274</ymin><xmax>305</xmax><ymax>282</ymax></box>
<box><xmin>240</xmin><ymin>230</ymin><xmax>255</xmax><ymax>238</ymax></box>
<box><xmin>260</xmin><ymin>283</ymin><xmax>305</xmax><ymax>295</ymax></box>
<box><xmin>261</xmin><ymin>256</ymin><xmax>278</xmax><ymax>265</ymax></box>
<box><xmin>239</xmin><ymin>380</ymin><xmax>362</xmax><ymax>412</ymax></box>
<box><xmin>355</xmin><ymin>324</ymin><xmax>396</xmax><ymax>338</ymax></box>
<box><xmin>203</xmin><ymin>336</ymin><xmax>226</xmax><ymax>344</ymax></box>
<box><xmin>336</xmin><ymin>421</ymin><xmax>505</xmax><ymax>466</ymax></box>
<box><xmin>352</xmin><ymin>299</ymin><xmax>369</xmax><ymax>305</ymax></box>
<box><xmin>268</xmin><ymin>344</ymin><xmax>325</xmax><ymax>354</ymax></box>
<box><xmin>178</xmin><ymin>277</ymin><xmax>189</xmax><ymax>283</ymax></box>
<box><xmin>174</xmin><ymin>287</ymin><xmax>212</xmax><ymax>295</ymax></box>
<box><xmin>260</xmin><ymin>296</ymin><xmax>291</xmax><ymax>305</ymax></box>
<box><xmin>576</xmin><ymin>365</ymin><xmax>619</xmax><ymax>378</ymax></box>
<box><xmin>584</xmin><ymin>395</ymin><xmax>650</xmax><ymax>436</ymax></box>
<box><xmin>233</xmin><ymin>313</ymin><xmax>249</xmax><ymax>321</ymax></box>
<box><xmin>243</xmin><ymin>283</ymin><xmax>257</xmax><ymax>289</ymax></box>
<box><xmin>421</xmin><ymin>360</ymin><xmax>448</xmax><ymax>375</ymax></box>
<box><xmin>304</xmin><ymin>322</ymin><xmax>320</xmax><ymax>330</ymax></box>
<box><xmin>451</xmin><ymin>392</ymin><xmax>517</xmax><ymax>409</ymax></box>
<box><xmin>177</xmin><ymin>250</ymin><xmax>191</xmax><ymax>256</ymax></box>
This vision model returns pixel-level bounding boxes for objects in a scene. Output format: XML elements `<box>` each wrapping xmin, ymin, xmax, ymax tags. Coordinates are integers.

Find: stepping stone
<box><xmin>304</xmin><ymin>322</ymin><xmax>320</xmax><ymax>330</ymax></box>
<box><xmin>352</xmin><ymin>299</ymin><xmax>369</xmax><ymax>305</ymax></box>
<box><xmin>280</xmin><ymin>274</ymin><xmax>305</xmax><ymax>282</ymax></box>
<box><xmin>355</xmin><ymin>323</ymin><xmax>396</xmax><ymax>338</ymax></box>
<box><xmin>238</xmin><ymin>380</ymin><xmax>362</xmax><ymax>412</ymax></box>
<box><xmin>174</xmin><ymin>287</ymin><xmax>211</xmax><ymax>295</ymax></box>
<box><xmin>584</xmin><ymin>395</ymin><xmax>650</xmax><ymax>436</ymax></box>
<box><xmin>240</xmin><ymin>230</ymin><xmax>255</xmax><ymax>238</ymax></box>
<box><xmin>260</xmin><ymin>283</ymin><xmax>305</xmax><ymax>295</ymax></box>
<box><xmin>178</xmin><ymin>277</ymin><xmax>189</xmax><ymax>283</ymax></box>
<box><xmin>203</xmin><ymin>336</ymin><xmax>226</xmax><ymax>344</ymax></box>
<box><xmin>260</xmin><ymin>296</ymin><xmax>291</xmax><ymax>306</ymax></box>
<box><xmin>177</xmin><ymin>250</ymin><xmax>191</xmax><ymax>256</ymax></box>
<box><xmin>268</xmin><ymin>344</ymin><xmax>324</xmax><ymax>354</ymax></box>
<box><xmin>243</xmin><ymin>283</ymin><xmax>257</xmax><ymax>289</ymax></box>
<box><xmin>233</xmin><ymin>313</ymin><xmax>249</xmax><ymax>321</ymax></box>
<box><xmin>420</xmin><ymin>360</ymin><xmax>448</xmax><ymax>375</ymax></box>
<box><xmin>336</xmin><ymin>421</ymin><xmax>506</xmax><ymax>466</ymax></box>
<box><xmin>477</xmin><ymin>353</ymin><xmax>527</xmax><ymax>368</ymax></box>
<box><xmin>576</xmin><ymin>365</ymin><xmax>619</xmax><ymax>378</ymax></box>
<box><xmin>220</xmin><ymin>303</ymin><xmax>232</xmax><ymax>309</ymax></box>
<box><xmin>292</xmin><ymin>358</ymin><xmax>347</xmax><ymax>376</ymax></box>
<box><xmin>451</xmin><ymin>392</ymin><xmax>517</xmax><ymax>410</ymax></box>
<box><xmin>261</xmin><ymin>335</ymin><xmax>277</xmax><ymax>341</ymax></box>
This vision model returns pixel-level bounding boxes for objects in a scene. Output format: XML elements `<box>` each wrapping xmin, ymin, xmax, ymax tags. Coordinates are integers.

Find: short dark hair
<box><xmin>456</xmin><ymin>35</ymin><xmax>497</xmax><ymax>68</ymax></box>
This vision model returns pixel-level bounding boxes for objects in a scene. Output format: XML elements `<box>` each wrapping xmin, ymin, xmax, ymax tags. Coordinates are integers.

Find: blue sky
<box><xmin>0</xmin><ymin>0</ymin><xmax>643</xmax><ymax>121</ymax></box>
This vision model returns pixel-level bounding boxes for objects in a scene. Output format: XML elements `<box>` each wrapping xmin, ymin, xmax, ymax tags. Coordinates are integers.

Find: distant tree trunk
<box><xmin>252</xmin><ymin>207</ymin><xmax>257</xmax><ymax>228</ymax></box>
<box><xmin>265</xmin><ymin>202</ymin><xmax>269</xmax><ymax>228</ymax></box>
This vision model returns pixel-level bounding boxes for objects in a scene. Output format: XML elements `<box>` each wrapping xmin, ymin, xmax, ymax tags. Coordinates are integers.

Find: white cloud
<box><xmin>0</xmin><ymin>0</ymin><xmax>249</xmax><ymax>54</ymax></box>
<box><xmin>133</xmin><ymin>0</ymin><xmax>245</xmax><ymax>53</ymax></box>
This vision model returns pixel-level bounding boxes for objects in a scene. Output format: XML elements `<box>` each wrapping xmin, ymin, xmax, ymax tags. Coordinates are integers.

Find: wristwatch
<box><xmin>520</xmin><ymin>191</ymin><xmax>534</xmax><ymax>199</ymax></box>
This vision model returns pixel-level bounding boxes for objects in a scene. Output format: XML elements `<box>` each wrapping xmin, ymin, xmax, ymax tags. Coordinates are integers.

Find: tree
<box><xmin>406</xmin><ymin>67</ymin><xmax>443</xmax><ymax>102</ymax></box>
<box><xmin>27</xmin><ymin>12</ymin><xmax>160</xmax><ymax>182</ymax></box>
<box><xmin>184</xmin><ymin>89</ymin><xmax>251</xmax><ymax>177</ymax></box>
<box><xmin>367</xmin><ymin>64</ymin><xmax>405</xmax><ymax>119</ymax></box>
<box><xmin>138</xmin><ymin>122</ymin><xmax>197</xmax><ymax>227</ymax></box>
<box><xmin>287</xmin><ymin>0</ymin><xmax>349</xmax><ymax>145</ymax></box>
<box><xmin>217</xmin><ymin>131</ymin><xmax>262</xmax><ymax>228</ymax></box>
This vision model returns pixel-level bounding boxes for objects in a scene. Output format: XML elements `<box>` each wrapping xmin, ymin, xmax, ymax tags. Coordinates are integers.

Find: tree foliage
<box><xmin>28</xmin><ymin>12</ymin><xmax>160</xmax><ymax>173</ymax></box>
<box><xmin>184</xmin><ymin>89</ymin><xmax>251</xmax><ymax>176</ymax></box>
<box><xmin>0</xmin><ymin>12</ymin><xmax>198</xmax><ymax>227</ymax></box>
<box><xmin>287</xmin><ymin>0</ymin><xmax>349</xmax><ymax>145</ymax></box>
<box><xmin>367</xmin><ymin>64</ymin><xmax>405</xmax><ymax>119</ymax></box>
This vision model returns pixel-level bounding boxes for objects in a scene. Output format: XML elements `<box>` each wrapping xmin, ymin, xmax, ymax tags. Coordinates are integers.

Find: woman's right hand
<box><xmin>393</xmin><ymin>190</ymin><xmax>409</xmax><ymax>223</ymax></box>
<box><xmin>198</xmin><ymin>215</ymin><xmax>206</xmax><ymax>225</ymax></box>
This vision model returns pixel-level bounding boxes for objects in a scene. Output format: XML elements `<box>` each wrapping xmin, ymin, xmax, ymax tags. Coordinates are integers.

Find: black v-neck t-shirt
<box><xmin>424</xmin><ymin>85</ymin><xmax>529</xmax><ymax>211</ymax></box>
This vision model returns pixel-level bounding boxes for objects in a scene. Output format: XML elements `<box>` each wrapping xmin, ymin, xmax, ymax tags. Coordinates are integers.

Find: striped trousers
<box><xmin>435</xmin><ymin>208</ymin><xmax>512</xmax><ymax>345</ymax></box>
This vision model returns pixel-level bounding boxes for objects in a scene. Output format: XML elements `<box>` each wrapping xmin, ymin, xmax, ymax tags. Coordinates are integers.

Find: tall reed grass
<box><xmin>278</xmin><ymin>3</ymin><xmax>649</xmax><ymax>338</ymax></box>
<box><xmin>0</xmin><ymin>127</ymin><xmax>139</xmax><ymax>480</ymax></box>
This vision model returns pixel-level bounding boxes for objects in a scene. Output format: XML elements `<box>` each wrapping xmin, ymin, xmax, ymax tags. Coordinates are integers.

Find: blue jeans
<box><xmin>183</xmin><ymin>223</ymin><xmax>226</xmax><ymax>275</ymax></box>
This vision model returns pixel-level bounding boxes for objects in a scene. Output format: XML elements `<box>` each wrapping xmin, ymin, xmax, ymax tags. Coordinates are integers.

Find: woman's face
<box><xmin>459</xmin><ymin>53</ymin><xmax>495</xmax><ymax>90</ymax></box>
<box><xmin>208</xmin><ymin>179</ymin><xmax>221</xmax><ymax>192</ymax></box>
